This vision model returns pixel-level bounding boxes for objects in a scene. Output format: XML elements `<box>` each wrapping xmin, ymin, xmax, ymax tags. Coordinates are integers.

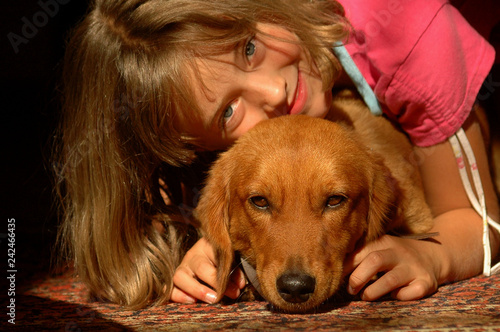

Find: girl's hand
<box><xmin>343</xmin><ymin>234</ymin><xmax>440</xmax><ymax>301</ymax></box>
<box><xmin>170</xmin><ymin>237</ymin><xmax>246</xmax><ymax>303</ymax></box>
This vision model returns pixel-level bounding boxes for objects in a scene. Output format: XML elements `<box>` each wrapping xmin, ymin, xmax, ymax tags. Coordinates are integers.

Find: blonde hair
<box><xmin>55</xmin><ymin>0</ymin><xmax>349</xmax><ymax>308</ymax></box>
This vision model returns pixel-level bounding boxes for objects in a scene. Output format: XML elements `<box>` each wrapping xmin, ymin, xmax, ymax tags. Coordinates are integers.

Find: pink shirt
<box><xmin>337</xmin><ymin>0</ymin><xmax>495</xmax><ymax>146</ymax></box>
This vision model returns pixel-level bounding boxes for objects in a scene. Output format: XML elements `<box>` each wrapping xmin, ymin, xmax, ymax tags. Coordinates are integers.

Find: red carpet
<box><xmin>10</xmin><ymin>270</ymin><xmax>500</xmax><ymax>331</ymax></box>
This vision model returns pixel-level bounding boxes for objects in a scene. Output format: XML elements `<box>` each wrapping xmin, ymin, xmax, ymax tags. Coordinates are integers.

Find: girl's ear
<box><xmin>365</xmin><ymin>156</ymin><xmax>399</xmax><ymax>242</ymax></box>
<box><xmin>195</xmin><ymin>159</ymin><xmax>234</xmax><ymax>301</ymax></box>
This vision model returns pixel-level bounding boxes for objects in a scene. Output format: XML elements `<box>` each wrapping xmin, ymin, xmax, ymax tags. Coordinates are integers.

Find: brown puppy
<box><xmin>196</xmin><ymin>91</ymin><xmax>434</xmax><ymax>313</ymax></box>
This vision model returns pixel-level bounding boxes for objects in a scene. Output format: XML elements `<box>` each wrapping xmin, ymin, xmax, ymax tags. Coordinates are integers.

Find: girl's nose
<box><xmin>246</xmin><ymin>73</ymin><xmax>288</xmax><ymax>116</ymax></box>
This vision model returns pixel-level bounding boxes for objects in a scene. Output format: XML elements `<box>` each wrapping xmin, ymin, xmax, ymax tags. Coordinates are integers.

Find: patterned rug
<box><xmin>8</xmin><ymin>270</ymin><xmax>500</xmax><ymax>331</ymax></box>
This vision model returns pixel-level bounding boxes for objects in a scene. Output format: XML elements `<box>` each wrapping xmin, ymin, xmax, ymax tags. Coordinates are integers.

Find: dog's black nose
<box><xmin>277</xmin><ymin>273</ymin><xmax>316</xmax><ymax>303</ymax></box>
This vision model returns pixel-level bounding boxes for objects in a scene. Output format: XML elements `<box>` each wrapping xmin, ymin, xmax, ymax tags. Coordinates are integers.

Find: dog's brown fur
<box><xmin>196</xmin><ymin>91</ymin><xmax>433</xmax><ymax>313</ymax></box>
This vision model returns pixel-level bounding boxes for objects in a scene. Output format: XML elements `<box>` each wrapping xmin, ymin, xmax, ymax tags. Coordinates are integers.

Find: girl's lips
<box><xmin>288</xmin><ymin>70</ymin><xmax>307</xmax><ymax>115</ymax></box>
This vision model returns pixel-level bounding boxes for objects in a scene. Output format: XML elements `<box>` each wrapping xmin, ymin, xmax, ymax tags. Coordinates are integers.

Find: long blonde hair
<box><xmin>55</xmin><ymin>0</ymin><xmax>349</xmax><ymax>308</ymax></box>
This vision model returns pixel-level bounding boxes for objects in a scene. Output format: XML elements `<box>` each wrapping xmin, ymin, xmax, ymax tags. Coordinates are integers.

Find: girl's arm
<box><xmin>345</xmin><ymin>110</ymin><xmax>500</xmax><ymax>300</ymax></box>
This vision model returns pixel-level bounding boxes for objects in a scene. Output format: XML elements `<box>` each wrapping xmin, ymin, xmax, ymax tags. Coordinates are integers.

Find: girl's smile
<box><xmin>289</xmin><ymin>69</ymin><xmax>308</xmax><ymax>115</ymax></box>
<box><xmin>180</xmin><ymin>23</ymin><xmax>332</xmax><ymax>150</ymax></box>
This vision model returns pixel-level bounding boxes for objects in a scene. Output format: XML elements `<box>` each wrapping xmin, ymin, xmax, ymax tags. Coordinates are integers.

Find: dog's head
<box><xmin>196</xmin><ymin>115</ymin><xmax>402</xmax><ymax>312</ymax></box>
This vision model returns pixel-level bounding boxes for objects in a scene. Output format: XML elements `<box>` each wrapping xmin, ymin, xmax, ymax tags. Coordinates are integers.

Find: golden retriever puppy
<box><xmin>195</xmin><ymin>91</ymin><xmax>434</xmax><ymax>313</ymax></box>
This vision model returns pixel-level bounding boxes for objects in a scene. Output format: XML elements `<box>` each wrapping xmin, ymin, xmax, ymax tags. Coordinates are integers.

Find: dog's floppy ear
<box><xmin>195</xmin><ymin>158</ymin><xmax>234</xmax><ymax>301</ymax></box>
<box><xmin>365</xmin><ymin>156</ymin><xmax>400</xmax><ymax>242</ymax></box>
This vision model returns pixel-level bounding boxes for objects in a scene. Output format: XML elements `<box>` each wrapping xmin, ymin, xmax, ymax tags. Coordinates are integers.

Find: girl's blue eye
<box><xmin>221</xmin><ymin>99</ymin><xmax>239</xmax><ymax>128</ymax></box>
<box><xmin>245</xmin><ymin>40</ymin><xmax>256</xmax><ymax>57</ymax></box>
<box><xmin>223</xmin><ymin>105</ymin><xmax>234</xmax><ymax>119</ymax></box>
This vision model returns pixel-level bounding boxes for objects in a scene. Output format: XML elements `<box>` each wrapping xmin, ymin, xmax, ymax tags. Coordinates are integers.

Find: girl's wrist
<box><xmin>430</xmin><ymin>208</ymin><xmax>488</xmax><ymax>284</ymax></box>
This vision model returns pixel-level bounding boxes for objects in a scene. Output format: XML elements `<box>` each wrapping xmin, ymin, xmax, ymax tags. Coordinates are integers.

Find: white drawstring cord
<box><xmin>449</xmin><ymin>128</ymin><xmax>500</xmax><ymax>276</ymax></box>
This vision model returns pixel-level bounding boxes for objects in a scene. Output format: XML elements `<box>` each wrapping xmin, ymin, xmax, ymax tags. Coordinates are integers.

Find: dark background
<box><xmin>2</xmin><ymin>1</ymin><xmax>89</xmax><ymax>290</ymax></box>
<box><xmin>1</xmin><ymin>1</ymin><xmax>499</xmax><ymax>294</ymax></box>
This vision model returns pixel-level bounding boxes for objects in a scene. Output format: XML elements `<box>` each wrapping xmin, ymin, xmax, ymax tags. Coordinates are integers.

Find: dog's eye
<box><xmin>250</xmin><ymin>196</ymin><xmax>269</xmax><ymax>209</ymax></box>
<box><xmin>326</xmin><ymin>195</ymin><xmax>345</xmax><ymax>208</ymax></box>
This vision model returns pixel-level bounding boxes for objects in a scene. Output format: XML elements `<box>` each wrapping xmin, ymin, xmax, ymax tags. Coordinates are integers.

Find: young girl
<box><xmin>56</xmin><ymin>0</ymin><xmax>499</xmax><ymax>308</ymax></box>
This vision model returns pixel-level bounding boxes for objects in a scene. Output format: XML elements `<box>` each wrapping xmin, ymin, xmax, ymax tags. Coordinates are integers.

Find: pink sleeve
<box><xmin>339</xmin><ymin>0</ymin><xmax>495</xmax><ymax>146</ymax></box>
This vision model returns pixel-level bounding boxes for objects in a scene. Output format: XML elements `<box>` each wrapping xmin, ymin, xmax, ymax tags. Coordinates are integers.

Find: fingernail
<box><xmin>348</xmin><ymin>285</ymin><xmax>356</xmax><ymax>295</ymax></box>
<box><xmin>205</xmin><ymin>292</ymin><xmax>217</xmax><ymax>304</ymax></box>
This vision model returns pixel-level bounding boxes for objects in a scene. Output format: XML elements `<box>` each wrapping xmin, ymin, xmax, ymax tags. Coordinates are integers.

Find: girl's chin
<box><xmin>301</xmin><ymin>108</ymin><xmax>329</xmax><ymax>119</ymax></box>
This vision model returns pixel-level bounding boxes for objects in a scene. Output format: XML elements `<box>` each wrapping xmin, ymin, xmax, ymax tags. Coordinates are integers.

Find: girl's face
<box><xmin>183</xmin><ymin>23</ymin><xmax>332</xmax><ymax>150</ymax></box>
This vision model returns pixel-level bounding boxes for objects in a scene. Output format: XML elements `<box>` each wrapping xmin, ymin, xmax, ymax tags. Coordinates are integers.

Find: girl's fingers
<box><xmin>391</xmin><ymin>277</ymin><xmax>435</xmax><ymax>301</ymax></box>
<box><xmin>224</xmin><ymin>268</ymin><xmax>246</xmax><ymax>299</ymax></box>
<box><xmin>232</xmin><ymin>267</ymin><xmax>247</xmax><ymax>289</ymax></box>
<box><xmin>343</xmin><ymin>236</ymin><xmax>390</xmax><ymax>278</ymax></box>
<box><xmin>348</xmin><ymin>249</ymin><xmax>397</xmax><ymax>297</ymax></box>
<box><xmin>170</xmin><ymin>268</ymin><xmax>245</xmax><ymax>303</ymax></box>
<box><xmin>172</xmin><ymin>265</ymin><xmax>218</xmax><ymax>303</ymax></box>
<box><xmin>170</xmin><ymin>286</ymin><xmax>196</xmax><ymax>304</ymax></box>
<box><xmin>171</xmin><ymin>238</ymin><xmax>221</xmax><ymax>303</ymax></box>
<box><xmin>171</xmin><ymin>238</ymin><xmax>248</xmax><ymax>303</ymax></box>
<box><xmin>345</xmin><ymin>235</ymin><xmax>438</xmax><ymax>302</ymax></box>
<box><xmin>359</xmin><ymin>267</ymin><xmax>410</xmax><ymax>301</ymax></box>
